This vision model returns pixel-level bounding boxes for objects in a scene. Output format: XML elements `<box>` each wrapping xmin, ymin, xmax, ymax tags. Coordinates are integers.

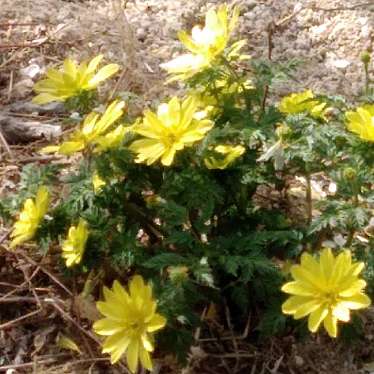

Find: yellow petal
<box><xmin>178</xmin><ymin>30</ymin><xmax>200</xmax><ymax>54</ymax></box>
<box><xmin>59</xmin><ymin>141</ymin><xmax>85</xmax><ymax>155</ymax></box>
<box><xmin>94</xmin><ymin>100</ymin><xmax>125</xmax><ymax>136</ymax></box>
<box><xmin>87</xmin><ymin>64</ymin><xmax>119</xmax><ymax>88</ymax></box>
<box><xmin>308</xmin><ymin>306</ymin><xmax>328</xmax><ymax>332</ymax></box>
<box><xmin>129</xmin><ymin>139</ymin><xmax>165</xmax><ymax>165</ymax></box>
<box><xmin>102</xmin><ymin>332</ymin><xmax>125</xmax><ymax>352</ymax></box>
<box><xmin>112</xmin><ymin>280</ymin><xmax>130</xmax><ymax>303</ymax></box>
<box><xmin>126</xmin><ymin>339</ymin><xmax>139</xmax><ymax>373</ymax></box>
<box><xmin>339</xmin><ymin>280</ymin><xmax>367</xmax><ymax>297</ymax></box>
<box><xmin>36</xmin><ymin>186</ymin><xmax>50</xmax><ymax>216</ymax></box>
<box><xmin>86</xmin><ymin>54</ymin><xmax>104</xmax><ymax>74</ymax></box>
<box><xmin>93</xmin><ymin>318</ymin><xmax>124</xmax><ymax>336</ymax></box>
<box><xmin>281</xmin><ymin>281</ymin><xmax>317</xmax><ymax>296</ymax></box>
<box><xmin>63</xmin><ymin>58</ymin><xmax>78</xmax><ymax>80</ymax></box>
<box><xmin>39</xmin><ymin>145</ymin><xmax>60</xmax><ymax>154</ymax></box>
<box><xmin>108</xmin><ymin>335</ymin><xmax>131</xmax><ymax>364</ymax></box>
<box><xmin>9</xmin><ymin>233</ymin><xmax>33</xmax><ymax>249</ymax></box>
<box><xmin>332</xmin><ymin>304</ymin><xmax>350</xmax><ymax>322</ymax></box>
<box><xmin>293</xmin><ymin>299</ymin><xmax>321</xmax><ymax>319</ymax></box>
<box><xmin>129</xmin><ymin>275</ymin><xmax>145</xmax><ymax>298</ymax></box>
<box><xmin>141</xmin><ymin>333</ymin><xmax>154</xmax><ymax>352</ymax></box>
<box><xmin>291</xmin><ymin>265</ymin><xmax>324</xmax><ymax>290</ymax></box>
<box><xmin>329</xmin><ymin>250</ymin><xmax>349</xmax><ymax>285</ymax></box>
<box><xmin>139</xmin><ymin>346</ymin><xmax>153</xmax><ymax>370</ymax></box>
<box><xmin>282</xmin><ymin>295</ymin><xmax>311</xmax><ymax>315</ymax></box>
<box><xmin>228</xmin><ymin>6</ymin><xmax>240</xmax><ymax>33</ymax></box>
<box><xmin>340</xmin><ymin>293</ymin><xmax>371</xmax><ymax>310</ymax></box>
<box><xmin>320</xmin><ymin>247</ymin><xmax>334</xmax><ymax>282</ymax></box>
<box><xmin>146</xmin><ymin>314</ymin><xmax>167</xmax><ymax>332</ymax></box>
<box><xmin>323</xmin><ymin>312</ymin><xmax>338</xmax><ymax>338</ymax></box>
<box><xmin>32</xmin><ymin>93</ymin><xmax>64</xmax><ymax>104</ymax></box>
<box><xmin>96</xmin><ymin>300</ymin><xmax>125</xmax><ymax>321</ymax></box>
<box><xmin>160</xmin><ymin>146</ymin><xmax>177</xmax><ymax>166</ymax></box>
<box><xmin>350</xmin><ymin>261</ymin><xmax>365</xmax><ymax>276</ymax></box>
<box><xmin>46</xmin><ymin>68</ymin><xmax>64</xmax><ymax>82</ymax></box>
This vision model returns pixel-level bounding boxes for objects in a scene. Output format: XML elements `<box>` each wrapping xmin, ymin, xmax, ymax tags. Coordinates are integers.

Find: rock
<box><xmin>295</xmin><ymin>355</ymin><xmax>304</xmax><ymax>367</ymax></box>
<box><xmin>136</xmin><ymin>27</ymin><xmax>146</xmax><ymax>41</ymax></box>
<box><xmin>331</xmin><ymin>59</ymin><xmax>351</xmax><ymax>69</ymax></box>
<box><xmin>9</xmin><ymin>100</ymin><xmax>66</xmax><ymax>114</ymax></box>
<box><xmin>0</xmin><ymin>115</ymin><xmax>61</xmax><ymax>144</ymax></box>
<box><xmin>19</xmin><ymin>64</ymin><xmax>42</xmax><ymax>79</ymax></box>
<box><xmin>5</xmin><ymin>78</ymin><xmax>34</xmax><ymax>100</ymax></box>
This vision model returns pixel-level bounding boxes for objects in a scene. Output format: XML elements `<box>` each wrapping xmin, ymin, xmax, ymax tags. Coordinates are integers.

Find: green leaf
<box><xmin>143</xmin><ymin>253</ymin><xmax>187</xmax><ymax>270</ymax></box>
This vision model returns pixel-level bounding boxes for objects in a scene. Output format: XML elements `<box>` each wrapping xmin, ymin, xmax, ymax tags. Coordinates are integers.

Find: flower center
<box><xmin>322</xmin><ymin>292</ymin><xmax>338</xmax><ymax>306</ymax></box>
<box><xmin>164</xmin><ymin>132</ymin><xmax>179</xmax><ymax>147</ymax></box>
<box><xmin>129</xmin><ymin>320</ymin><xmax>146</xmax><ymax>336</ymax></box>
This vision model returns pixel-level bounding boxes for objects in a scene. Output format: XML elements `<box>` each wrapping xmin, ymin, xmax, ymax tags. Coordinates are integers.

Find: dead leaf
<box><xmin>73</xmin><ymin>294</ymin><xmax>100</xmax><ymax>322</ymax></box>
<box><xmin>57</xmin><ymin>333</ymin><xmax>81</xmax><ymax>354</ymax></box>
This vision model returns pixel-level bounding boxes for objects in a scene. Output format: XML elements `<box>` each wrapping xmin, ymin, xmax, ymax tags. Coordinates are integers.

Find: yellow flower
<box><xmin>192</xmin><ymin>77</ymin><xmax>254</xmax><ymax>114</ymax></box>
<box><xmin>9</xmin><ymin>186</ymin><xmax>50</xmax><ymax>249</ymax></box>
<box><xmin>345</xmin><ymin>104</ymin><xmax>374</xmax><ymax>142</ymax></box>
<box><xmin>93</xmin><ymin>276</ymin><xmax>166</xmax><ymax>372</ymax></box>
<box><xmin>33</xmin><ymin>55</ymin><xmax>119</xmax><ymax>104</ymax></box>
<box><xmin>282</xmin><ymin>248</ymin><xmax>370</xmax><ymax>337</ymax></box>
<box><xmin>204</xmin><ymin>144</ymin><xmax>245</xmax><ymax>169</ymax></box>
<box><xmin>92</xmin><ymin>172</ymin><xmax>106</xmax><ymax>193</ymax></box>
<box><xmin>40</xmin><ymin>101</ymin><xmax>125</xmax><ymax>155</ymax></box>
<box><xmin>94</xmin><ymin>124</ymin><xmax>132</xmax><ymax>153</ymax></box>
<box><xmin>62</xmin><ymin>218</ymin><xmax>89</xmax><ymax>267</ymax></box>
<box><xmin>279</xmin><ymin>90</ymin><xmax>327</xmax><ymax>120</ymax></box>
<box><xmin>161</xmin><ymin>5</ymin><xmax>246</xmax><ymax>81</ymax></box>
<box><xmin>129</xmin><ymin>96</ymin><xmax>213</xmax><ymax>166</ymax></box>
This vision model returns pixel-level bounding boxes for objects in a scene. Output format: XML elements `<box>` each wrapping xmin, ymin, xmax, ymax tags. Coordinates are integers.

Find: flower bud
<box><xmin>276</xmin><ymin>123</ymin><xmax>291</xmax><ymax>138</ymax></box>
<box><xmin>167</xmin><ymin>266</ymin><xmax>189</xmax><ymax>283</ymax></box>
<box><xmin>343</xmin><ymin>167</ymin><xmax>357</xmax><ymax>181</ymax></box>
<box><xmin>361</xmin><ymin>52</ymin><xmax>371</xmax><ymax>65</ymax></box>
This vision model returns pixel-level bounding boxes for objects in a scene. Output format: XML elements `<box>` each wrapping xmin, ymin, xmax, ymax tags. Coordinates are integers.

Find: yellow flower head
<box><xmin>10</xmin><ymin>186</ymin><xmax>49</xmax><ymax>249</ymax></box>
<box><xmin>161</xmin><ymin>5</ymin><xmax>246</xmax><ymax>81</ymax></box>
<box><xmin>282</xmin><ymin>248</ymin><xmax>370</xmax><ymax>337</ymax></box>
<box><xmin>192</xmin><ymin>77</ymin><xmax>254</xmax><ymax>114</ymax></box>
<box><xmin>129</xmin><ymin>96</ymin><xmax>213</xmax><ymax>166</ymax></box>
<box><xmin>204</xmin><ymin>144</ymin><xmax>245</xmax><ymax>169</ymax></box>
<box><xmin>94</xmin><ymin>124</ymin><xmax>133</xmax><ymax>153</ymax></box>
<box><xmin>92</xmin><ymin>172</ymin><xmax>106</xmax><ymax>193</ymax></box>
<box><xmin>33</xmin><ymin>55</ymin><xmax>119</xmax><ymax>104</ymax></box>
<box><xmin>93</xmin><ymin>276</ymin><xmax>166</xmax><ymax>372</ymax></box>
<box><xmin>279</xmin><ymin>90</ymin><xmax>327</xmax><ymax>120</ymax></box>
<box><xmin>345</xmin><ymin>104</ymin><xmax>374</xmax><ymax>142</ymax></box>
<box><xmin>62</xmin><ymin>218</ymin><xmax>89</xmax><ymax>267</ymax></box>
<box><xmin>40</xmin><ymin>101</ymin><xmax>125</xmax><ymax>156</ymax></box>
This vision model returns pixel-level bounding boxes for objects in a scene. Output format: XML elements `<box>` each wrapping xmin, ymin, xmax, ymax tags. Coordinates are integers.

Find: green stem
<box><xmin>220</xmin><ymin>56</ymin><xmax>252</xmax><ymax>113</ymax></box>
<box><xmin>346</xmin><ymin>230</ymin><xmax>355</xmax><ymax>247</ymax></box>
<box><xmin>123</xmin><ymin>200</ymin><xmax>164</xmax><ymax>241</ymax></box>
<box><xmin>346</xmin><ymin>184</ymin><xmax>359</xmax><ymax>247</ymax></box>
<box><xmin>305</xmin><ymin>172</ymin><xmax>312</xmax><ymax>226</ymax></box>
<box><xmin>81</xmin><ymin>269</ymin><xmax>104</xmax><ymax>298</ymax></box>
<box><xmin>364</xmin><ymin>63</ymin><xmax>370</xmax><ymax>96</ymax></box>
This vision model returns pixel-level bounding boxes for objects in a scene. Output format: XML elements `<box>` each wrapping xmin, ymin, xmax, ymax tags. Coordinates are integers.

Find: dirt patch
<box><xmin>1</xmin><ymin>0</ymin><xmax>373</xmax><ymax>105</ymax></box>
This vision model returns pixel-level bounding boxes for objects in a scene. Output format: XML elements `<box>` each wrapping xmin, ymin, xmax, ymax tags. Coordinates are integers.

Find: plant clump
<box><xmin>2</xmin><ymin>3</ymin><xmax>374</xmax><ymax>373</ymax></box>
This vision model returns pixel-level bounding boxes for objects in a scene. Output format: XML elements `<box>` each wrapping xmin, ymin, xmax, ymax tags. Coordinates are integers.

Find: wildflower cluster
<box><xmin>3</xmin><ymin>3</ymin><xmax>374</xmax><ymax>372</ymax></box>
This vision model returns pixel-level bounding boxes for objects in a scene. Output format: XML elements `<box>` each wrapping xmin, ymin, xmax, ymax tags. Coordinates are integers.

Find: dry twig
<box><xmin>16</xmin><ymin>251</ymin><xmax>73</xmax><ymax>297</ymax></box>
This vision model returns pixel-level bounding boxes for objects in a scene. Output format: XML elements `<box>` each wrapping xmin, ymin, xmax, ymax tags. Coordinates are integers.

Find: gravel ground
<box><xmin>1</xmin><ymin>0</ymin><xmax>373</xmax><ymax>103</ymax></box>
